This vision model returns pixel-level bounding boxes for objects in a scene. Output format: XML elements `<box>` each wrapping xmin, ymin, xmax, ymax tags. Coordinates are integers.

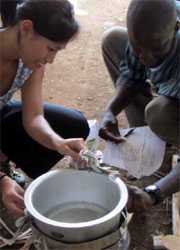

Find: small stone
<box><xmin>87</xmin><ymin>97</ymin><xmax>93</xmax><ymax>101</ymax></box>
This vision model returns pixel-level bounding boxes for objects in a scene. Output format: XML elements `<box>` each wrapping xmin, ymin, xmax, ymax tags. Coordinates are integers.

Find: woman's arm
<box><xmin>0</xmin><ymin>171</ymin><xmax>25</xmax><ymax>217</ymax></box>
<box><xmin>21</xmin><ymin>67</ymin><xmax>85</xmax><ymax>161</ymax></box>
<box><xmin>21</xmin><ymin>67</ymin><xmax>60</xmax><ymax>150</ymax></box>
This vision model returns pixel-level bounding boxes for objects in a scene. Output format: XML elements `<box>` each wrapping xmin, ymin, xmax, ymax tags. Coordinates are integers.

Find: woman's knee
<box><xmin>61</xmin><ymin>112</ymin><xmax>89</xmax><ymax>140</ymax></box>
<box><xmin>44</xmin><ymin>103</ymin><xmax>90</xmax><ymax>140</ymax></box>
<box><xmin>76</xmin><ymin>113</ymin><xmax>90</xmax><ymax>140</ymax></box>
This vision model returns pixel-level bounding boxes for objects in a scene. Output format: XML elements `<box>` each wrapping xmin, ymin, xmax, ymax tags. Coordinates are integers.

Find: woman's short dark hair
<box><xmin>0</xmin><ymin>0</ymin><xmax>79</xmax><ymax>42</ymax></box>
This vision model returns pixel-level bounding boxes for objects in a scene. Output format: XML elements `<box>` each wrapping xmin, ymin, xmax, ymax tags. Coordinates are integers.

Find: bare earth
<box><xmin>1</xmin><ymin>1</ymin><xmax>172</xmax><ymax>249</ymax></box>
<box><xmin>43</xmin><ymin>0</ymin><xmax>129</xmax><ymax>126</ymax></box>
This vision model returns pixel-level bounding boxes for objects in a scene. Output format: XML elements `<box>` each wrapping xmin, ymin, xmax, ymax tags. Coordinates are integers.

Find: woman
<box><xmin>0</xmin><ymin>0</ymin><xmax>89</xmax><ymax>217</ymax></box>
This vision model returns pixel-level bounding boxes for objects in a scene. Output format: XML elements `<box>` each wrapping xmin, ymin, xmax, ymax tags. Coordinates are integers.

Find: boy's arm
<box><xmin>99</xmin><ymin>44</ymin><xmax>149</xmax><ymax>142</ymax></box>
<box><xmin>153</xmin><ymin>161</ymin><xmax>180</xmax><ymax>200</ymax></box>
<box><xmin>127</xmin><ymin>162</ymin><xmax>180</xmax><ymax>213</ymax></box>
<box><xmin>99</xmin><ymin>83</ymin><xmax>136</xmax><ymax>143</ymax></box>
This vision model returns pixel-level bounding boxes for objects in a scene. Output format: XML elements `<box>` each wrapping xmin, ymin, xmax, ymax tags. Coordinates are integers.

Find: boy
<box><xmin>100</xmin><ymin>0</ymin><xmax>180</xmax><ymax>211</ymax></box>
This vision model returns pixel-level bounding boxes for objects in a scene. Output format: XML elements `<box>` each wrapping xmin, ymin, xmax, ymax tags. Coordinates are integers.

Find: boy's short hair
<box><xmin>127</xmin><ymin>0</ymin><xmax>177</xmax><ymax>35</ymax></box>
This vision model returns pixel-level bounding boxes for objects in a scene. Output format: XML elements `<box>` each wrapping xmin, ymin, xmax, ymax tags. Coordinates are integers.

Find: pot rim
<box><xmin>24</xmin><ymin>169</ymin><xmax>128</xmax><ymax>229</ymax></box>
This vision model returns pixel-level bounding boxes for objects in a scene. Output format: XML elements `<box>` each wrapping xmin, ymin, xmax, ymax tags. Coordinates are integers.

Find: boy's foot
<box><xmin>0</xmin><ymin>160</ymin><xmax>26</xmax><ymax>187</ymax></box>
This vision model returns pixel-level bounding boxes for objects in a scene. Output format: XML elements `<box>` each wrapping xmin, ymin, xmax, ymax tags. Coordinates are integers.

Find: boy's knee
<box><xmin>145</xmin><ymin>97</ymin><xmax>179</xmax><ymax>145</ymax></box>
<box><xmin>145</xmin><ymin>97</ymin><xmax>169</xmax><ymax>129</ymax></box>
<box><xmin>102</xmin><ymin>26</ymin><xmax>127</xmax><ymax>52</ymax></box>
<box><xmin>145</xmin><ymin>96</ymin><xmax>179</xmax><ymax>142</ymax></box>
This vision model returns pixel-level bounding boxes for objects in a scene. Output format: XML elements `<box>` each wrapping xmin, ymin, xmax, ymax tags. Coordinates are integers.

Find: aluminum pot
<box><xmin>24</xmin><ymin>169</ymin><xmax>128</xmax><ymax>243</ymax></box>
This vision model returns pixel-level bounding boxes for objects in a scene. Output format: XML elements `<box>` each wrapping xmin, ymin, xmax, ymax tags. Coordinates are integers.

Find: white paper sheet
<box><xmin>87</xmin><ymin>120</ymin><xmax>166</xmax><ymax>179</ymax></box>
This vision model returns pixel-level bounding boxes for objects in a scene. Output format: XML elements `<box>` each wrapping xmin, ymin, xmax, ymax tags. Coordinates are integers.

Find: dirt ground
<box><xmin>43</xmin><ymin>0</ymin><xmax>128</xmax><ymax>126</ymax></box>
<box><xmin>0</xmin><ymin>0</ymin><xmax>172</xmax><ymax>249</ymax></box>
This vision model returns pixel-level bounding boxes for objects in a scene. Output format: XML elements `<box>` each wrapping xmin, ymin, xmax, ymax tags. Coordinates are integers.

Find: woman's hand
<box><xmin>0</xmin><ymin>151</ymin><xmax>8</xmax><ymax>162</ymax></box>
<box><xmin>127</xmin><ymin>185</ymin><xmax>154</xmax><ymax>213</ymax></box>
<box><xmin>55</xmin><ymin>138</ymin><xmax>86</xmax><ymax>162</ymax></box>
<box><xmin>0</xmin><ymin>177</ymin><xmax>25</xmax><ymax>217</ymax></box>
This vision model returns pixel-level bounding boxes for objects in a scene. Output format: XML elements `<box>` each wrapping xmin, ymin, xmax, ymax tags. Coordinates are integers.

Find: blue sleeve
<box><xmin>116</xmin><ymin>45</ymin><xmax>149</xmax><ymax>91</ymax></box>
<box><xmin>176</xmin><ymin>0</ymin><xmax>180</xmax><ymax>17</ymax></box>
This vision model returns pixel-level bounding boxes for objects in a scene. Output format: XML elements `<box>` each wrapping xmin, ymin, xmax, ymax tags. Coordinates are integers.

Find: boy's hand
<box><xmin>99</xmin><ymin>112</ymin><xmax>126</xmax><ymax>143</ymax></box>
<box><xmin>1</xmin><ymin>177</ymin><xmax>25</xmax><ymax>217</ymax></box>
<box><xmin>127</xmin><ymin>185</ymin><xmax>154</xmax><ymax>213</ymax></box>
